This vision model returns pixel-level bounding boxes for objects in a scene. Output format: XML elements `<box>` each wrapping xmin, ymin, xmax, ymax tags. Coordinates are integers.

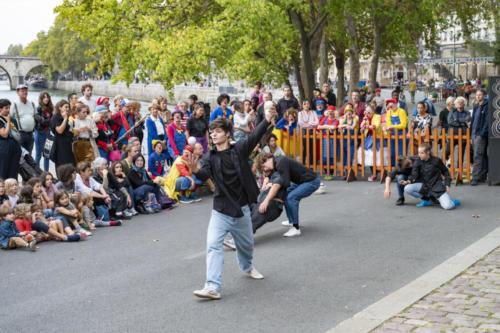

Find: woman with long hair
<box><xmin>34</xmin><ymin>91</ymin><xmax>54</xmax><ymax>171</ymax></box>
<box><xmin>50</xmin><ymin>100</ymin><xmax>75</xmax><ymax>170</ymax></box>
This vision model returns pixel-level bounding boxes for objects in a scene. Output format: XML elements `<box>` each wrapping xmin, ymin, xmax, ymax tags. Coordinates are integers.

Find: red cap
<box><xmin>184</xmin><ymin>145</ymin><xmax>194</xmax><ymax>153</ymax></box>
<box><xmin>327</xmin><ymin>105</ymin><xmax>336</xmax><ymax>111</ymax></box>
<box><xmin>96</xmin><ymin>96</ymin><xmax>110</xmax><ymax>105</ymax></box>
<box><xmin>375</xmin><ymin>88</ymin><xmax>382</xmax><ymax>92</ymax></box>
<box><xmin>385</xmin><ymin>98</ymin><xmax>398</xmax><ymax>106</ymax></box>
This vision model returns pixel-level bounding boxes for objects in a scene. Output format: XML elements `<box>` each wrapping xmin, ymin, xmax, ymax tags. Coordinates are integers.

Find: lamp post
<box><xmin>453</xmin><ymin>23</ymin><xmax>456</xmax><ymax>78</ymax></box>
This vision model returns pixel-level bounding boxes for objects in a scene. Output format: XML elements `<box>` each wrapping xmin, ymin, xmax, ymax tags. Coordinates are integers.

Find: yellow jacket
<box><xmin>362</xmin><ymin>114</ymin><xmax>381</xmax><ymax>136</ymax></box>
<box><xmin>162</xmin><ymin>156</ymin><xmax>188</xmax><ymax>201</ymax></box>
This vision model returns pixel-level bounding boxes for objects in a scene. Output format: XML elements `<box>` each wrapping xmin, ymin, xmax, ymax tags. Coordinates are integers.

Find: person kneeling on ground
<box><xmin>163</xmin><ymin>145</ymin><xmax>202</xmax><ymax>204</ymax></box>
<box><xmin>250</xmin><ymin>169</ymin><xmax>286</xmax><ymax>234</ymax></box>
<box><xmin>384</xmin><ymin>155</ymin><xmax>419</xmax><ymax>206</ymax></box>
<box><xmin>400</xmin><ymin>143</ymin><xmax>460</xmax><ymax>210</ymax></box>
<box><xmin>256</xmin><ymin>152</ymin><xmax>320</xmax><ymax>237</ymax></box>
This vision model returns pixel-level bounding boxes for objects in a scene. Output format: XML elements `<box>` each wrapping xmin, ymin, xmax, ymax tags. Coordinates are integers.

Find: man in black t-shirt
<box><xmin>251</xmin><ymin>171</ymin><xmax>286</xmax><ymax>233</ymax></box>
<box><xmin>256</xmin><ymin>153</ymin><xmax>320</xmax><ymax>237</ymax></box>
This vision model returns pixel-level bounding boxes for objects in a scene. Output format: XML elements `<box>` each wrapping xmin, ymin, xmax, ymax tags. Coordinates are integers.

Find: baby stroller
<box><xmin>19</xmin><ymin>147</ymin><xmax>43</xmax><ymax>182</ymax></box>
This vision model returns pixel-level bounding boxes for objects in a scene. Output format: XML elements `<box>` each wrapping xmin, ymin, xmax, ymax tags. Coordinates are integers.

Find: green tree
<box><xmin>5</xmin><ymin>44</ymin><xmax>24</xmax><ymax>56</ymax></box>
<box><xmin>23</xmin><ymin>17</ymin><xmax>95</xmax><ymax>79</ymax></box>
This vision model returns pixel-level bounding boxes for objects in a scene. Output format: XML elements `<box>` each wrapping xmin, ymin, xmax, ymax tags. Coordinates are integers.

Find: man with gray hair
<box><xmin>10</xmin><ymin>84</ymin><xmax>36</xmax><ymax>154</ymax></box>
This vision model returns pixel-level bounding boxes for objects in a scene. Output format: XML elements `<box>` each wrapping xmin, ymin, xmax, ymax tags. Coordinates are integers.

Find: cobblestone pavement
<box><xmin>372</xmin><ymin>246</ymin><xmax>500</xmax><ymax>333</ymax></box>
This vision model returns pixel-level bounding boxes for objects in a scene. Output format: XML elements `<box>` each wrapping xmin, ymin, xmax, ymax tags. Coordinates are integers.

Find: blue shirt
<box><xmin>209</xmin><ymin>107</ymin><xmax>233</xmax><ymax>123</ymax></box>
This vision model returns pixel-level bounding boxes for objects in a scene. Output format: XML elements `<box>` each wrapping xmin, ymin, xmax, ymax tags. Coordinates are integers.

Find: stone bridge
<box><xmin>0</xmin><ymin>56</ymin><xmax>44</xmax><ymax>90</ymax></box>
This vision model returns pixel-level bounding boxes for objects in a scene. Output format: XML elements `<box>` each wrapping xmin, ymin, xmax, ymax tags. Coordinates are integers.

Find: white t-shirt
<box><xmin>151</xmin><ymin>116</ymin><xmax>165</xmax><ymax>136</ymax></box>
<box><xmin>75</xmin><ymin>174</ymin><xmax>102</xmax><ymax>195</ymax></box>
<box><xmin>233</xmin><ymin>111</ymin><xmax>252</xmax><ymax>132</ymax></box>
<box><xmin>78</xmin><ymin>96</ymin><xmax>97</xmax><ymax>113</ymax></box>
<box><xmin>11</xmin><ymin>99</ymin><xmax>36</xmax><ymax>132</ymax></box>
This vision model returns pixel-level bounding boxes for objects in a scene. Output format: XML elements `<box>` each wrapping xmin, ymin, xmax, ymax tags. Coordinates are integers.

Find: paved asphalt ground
<box><xmin>1</xmin><ymin>182</ymin><xmax>498</xmax><ymax>333</ymax></box>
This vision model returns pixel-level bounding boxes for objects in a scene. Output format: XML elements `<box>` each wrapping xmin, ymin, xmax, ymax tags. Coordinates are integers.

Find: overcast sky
<box><xmin>0</xmin><ymin>0</ymin><xmax>62</xmax><ymax>54</ymax></box>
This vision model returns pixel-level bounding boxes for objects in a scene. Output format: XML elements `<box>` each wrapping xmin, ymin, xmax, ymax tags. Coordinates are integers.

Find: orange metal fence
<box><xmin>278</xmin><ymin>128</ymin><xmax>471</xmax><ymax>180</ymax></box>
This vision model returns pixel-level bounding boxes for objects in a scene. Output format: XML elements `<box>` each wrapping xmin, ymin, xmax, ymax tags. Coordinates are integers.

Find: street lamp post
<box><xmin>453</xmin><ymin>24</ymin><xmax>456</xmax><ymax>78</ymax></box>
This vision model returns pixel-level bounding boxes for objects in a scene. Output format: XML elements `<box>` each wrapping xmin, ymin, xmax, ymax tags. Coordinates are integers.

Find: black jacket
<box><xmin>471</xmin><ymin>99</ymin><xmax>489</xmax><ymax>138</ymax></box>
<box><xmin>409</xmin><ymin>156</ymin><xmax>451</xmax><ymax>198</ymax></box>
<box><xmin>127</xmin><ymin>168</ymin><xmax>155</xmax><ymax>189</ymax></box>
<box><xmin>195</xmin><ymin>119</ymin><xmax>271</xmax><ymax>217</ymax></box>
<box><xmin>276</xmin><ymin>97</ymin><xmax>299</xmax><ymax>119</ymax></box>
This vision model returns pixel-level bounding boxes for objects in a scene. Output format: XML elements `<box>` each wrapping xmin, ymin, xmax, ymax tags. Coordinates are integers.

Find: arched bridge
<box><xmin>0</xmin><ymin>56</ymin><xmax>44</xmax><ymax>90</ymax></box>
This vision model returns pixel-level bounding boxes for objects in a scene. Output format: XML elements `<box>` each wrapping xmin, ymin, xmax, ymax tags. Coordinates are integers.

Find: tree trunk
<box><xmin>369</xmin><ymin>24</ymin><xmax>382</xmax><ymax>93</ymax></box>
<box><xmin>293</xmin><ymin>59</ymin><xmax>305</xmax><ymax>101</ymax></box>
<box><xmin>346</xmin><ymin>15</ymin><xmax>360</xmax><ymax>95</ymax></box>
<box><xmin>319</xmin><ymin>31</ymin><xmax>329</xmax><ymax>85</ymax></box>
<box><xmin>335</xmin><ymin>54</ymin><xmax>345</xmax><ymax>107</ymax></box>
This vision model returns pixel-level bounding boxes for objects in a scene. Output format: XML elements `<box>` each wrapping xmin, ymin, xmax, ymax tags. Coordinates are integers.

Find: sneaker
<box><xmin>109</xmin><ymin>220</ymin><xmax>122</xmax><ymax>226</ymax></box>
<box><xmin>470</xmin><ymin>179</ymin><xmax>478</xmax><ymax>186</ymax></box>
<box><xmin>193</xmin><ymin>288</ymin><xmax>221</xmax><ymax>300</ymax></box>
<box><xmin>452</xmin><ymin>199</ymin><xmax>461</xmax><ymax>207</ymax></box>
<box><xmin>79</xmin><ymin>232</ymin><xmax>88</xmax><ymax>241</ymax></box>
<box><xmin>179</xmin><ymin>195</ymin><xmax>194</xmax><ymax>204</ymax></box>
<box><xmin>314</xmin><ymin>183</ymin><xmax>326</xmax><ymax>195</ymax></box>
<box><xmin>246</xmin><ymin>268</ymin><xmax>264</xmax><ymax>280</ymax></box>
<box><xmin>396</xmin><ymin>198</ymin><xmax>405</xmax><ymax>206</ymax></box>
<box><xmin>188</xmin><ymin>193</ymin><xmax>202</xmax><ymax>202</ymax></box>
<box><xmin>123</xmin><ymin>210</ymin><xmax>134</xmax><ymax>218</ymax></box>
<box><xmin>136</xmin><ymin>204</ymin><xmax>147</xmax><ymax>215</ymax></box>
<box><xmin>130</xmin><ymin>208</ymin><xmax>139</xmax><ymax>216</ymax></box>
<box><xmin>145</xmin><ymin>205</ymin><xmax>157</xmax><ymax>214</ymax></box>
<box><xmin>416</xmin><ymin>200</ymin><xmax>433</xmax><ymax>208</ymax></box>
<box><xmin>281</xmin><ymin>220</ymin><xmax>292</xmax><ymax>227</ymax></box>
<box><xmin>223</xmin><ymin>238</ymin><xmax>236</xmax><ymax>251</ymax></box>
<box><xmin>323</xmin><ymin>175</ymin><xmax>333</xmax><ymax>181</ymax></box>
<box><xmin>283</xmin><ymin>227</ymin><xmax>301</xmax><ymax>237</ymax></box>
<box><xmin>28</xmin><ymin>240</ymin><xmax>37</xmax><ymax>251</ymax></box>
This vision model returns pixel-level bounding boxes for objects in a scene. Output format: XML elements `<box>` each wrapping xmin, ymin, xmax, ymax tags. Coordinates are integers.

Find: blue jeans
<box><xmin>404</xmin><ymin>183</ymin><xmax>456</xmax><ymax>210</ymax></box>
<box><xmin>95</xmin><ymin>204</ymin><xmax>110</xmax><ymax>221</ymax></box>
<box><xmin>395</xmin><ymin>174</ymin><xmax>408</xmax><ymax>199</ymax></box>
<box><xmin>175</xmin><ymin>176</ymin><xmax>202</xmax><ymax>191</ymax></box>
<box><xmin>205</xmin><ymin>205</ymin><xmax>253</xmax><ymax>292</ymax></box>
<box><xmin>35</xmin><ymin>130</ymin><xmax>50</xmax><ymax>171</ymax></box>
<box><xmin>284</xmin><ymin>177</ymin><xmax>321</xmax><ymax>226</ymax></box>
<box><xmin>133</xmin><ymin>184</ymin><xmax>161</xmax><ymax>202</ymax></box>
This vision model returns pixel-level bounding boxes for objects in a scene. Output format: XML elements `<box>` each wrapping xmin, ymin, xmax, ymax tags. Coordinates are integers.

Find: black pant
<box><xmin>19</xmin><ymin>131</ymin><xmax>34</xmax><ymax>155</ymax></box>
<box><xmin>0</xmin><ymin>138</ymin><xmax>22</xmax><ymax>179</ymax></box>
<box><xmin>251</xmin><ymin>201</ymin><xmax>283</xmax><ymax>233</ymax></box>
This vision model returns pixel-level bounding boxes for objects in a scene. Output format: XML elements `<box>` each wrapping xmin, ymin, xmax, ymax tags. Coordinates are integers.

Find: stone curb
<box><xmin>325</xmin><ymin>226</ymin><xmax>500</xmax><ymax>333</ymax></box>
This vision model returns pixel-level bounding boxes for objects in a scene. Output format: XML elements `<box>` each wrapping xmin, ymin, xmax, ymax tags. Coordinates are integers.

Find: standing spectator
<box><xmin>384</xmin><ymin>98</ymin><xmax>408</xmax><ymax>165</ymax></box>
<box><xmin>187</xmin><ymin>94</ymin><xmax>198</xmax><ymax>117</ymax></box>
<box><xmin>446</xmin><ymin>96</ymin><xmax>471</xmax><ymax>164</ymax></box>
<box><xmin>186</xmin><ymin>103</ymin><xmax>209</xmax><ymax>153</ymax></box>
<box><xmin>166</xmin><ymin>111</ymin><xmax>187</xmax><ymax>159</ymax></box>
<box><xmin>233</xmin><ymin>101</ymin><xmax>255</xmax><ymax>142</ymax></box>
<box><xmin>409</xmin><ymin>79</ymin><xmax>417</xmax><ymax>104</ymax></box>
<box><xmin>78</xmin><ymin>83</ymin><xmax>97</xmax><ymax>113</ymax></box>
<box><xmin>156</xmin><ymin>96</ymin><xmax>171</xmax><ymax>125</ymax></box>
<box><xmin>439</xmin><ymin>97</ymin><xmax>455</xmax><ymax>130</ymax></box>
<box><xmin>470</xmin><ymin>89</ymin><xmax>489</xmax><ymax>186</ymax></box>
<box><xmin>145</xmin><ymin>104</ymin><xmax>168</xmax><ymax>159</ymax></box>
<box><xmin>463</xmin><ymin>80</ymin><xmax>473</xmax><ymax>106</ymax></box>
<box><xmin>50</xmin><ymin>100</ymin><xmax>75</xmax><ymax>170</ymax></box>
<box><xmin>255</xmin><ymin>92</ymin><xmax>272</xmax><ymax>126</ymax></box>
<box><xmin>391</xmin><ymin>90</ymin><xmax>407</xmax><ymax>114</ymax></box>
<box><xmin>73</xmin><ymin>104</ymin><xmax>99</xmax><ymax>164</ymax></box>
<box><xmin>298</xmin><ymin>100</ymin><xmax>319</xmax><ymax>165</ymax></box>
<box><xmin>10</xmin><ymin>84</ymin><xmax>36</xmax><ymax>154</ymax></box>
<box><xmin>94</xmin><ymin>106</ymin><xmax>117</xmax><ymax>160</ymax></box>
<box><xmin>68</xmin><ymin>92</ymin><xmax>79</xmax><ymax>116</ymax></box>
<box><xmin>409</xmin><ymin>101</ymin><xmax>433</xmax><ymax>137</ymax></box>
<box><xmin>111</xmin><ymin>101</ymin><xmax>136</xmax><ymax>148</ymax></box>
<box><xmin>321</xmin><ymin>82</ymin><xmax>337</xmax><ymax>107</ymax></box>
<box><xmin>34</xmin><ymin>91</ymin><xmax>53</xmax><ymax>171</ymax></box>
<box><xmin>341</xmin><ymin>90</ymin><xmax>365</xmax><ymax>119</ymax></box>
<box><xmin>209</xmin><ymin>93</ymin><xmax>233</xmax><ymax>123</ymax></box>
<box><xmin>251</xmin><ymin>81</ymin><xmax>264</xmax><ymax>105</ymax></box>
<box><xmin>276</xmin><ymin>85</ymin><xmax>299</xmax><ymax>119</ymax></box>
<box><xmin>0</xmin><ymin>99</ymin><xmax>22</xmax><ymax>179</ymax></box>
<box><xmin>372</xmin><ymin>88</ymin><xmax>384</xmax><ymax>114</ymax></box>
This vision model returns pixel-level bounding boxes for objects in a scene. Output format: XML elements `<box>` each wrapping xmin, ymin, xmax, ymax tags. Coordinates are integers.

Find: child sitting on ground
<box><xmin>82</xmin><ymin>194</ymin><xmax>122</xmax><ymax>228</ymax></box>
<box><xmin>4</xmin><ymin>178</ymin><xmax>19</xmax><ymax>208</ymax></box>
<box><xmin>40</xmin><ymin>172</ymin><xmax>56</xmax><ymax>208</ymax></box>
<box><xmin>148</xmin><ymin>140</ymin><xmax>170</xmax><ymax>179</ymax></box>
<box><xmin>14</xmin><ymin>203</ymin><xmax>47</xmax><ymax>243</ymax></box>
<box><xmin>31</xmin><ymin>204</ymin><xmax>79</xmax><ymax>242</ymax></box>
<box><xmin>70</xmin><ymin>195</ymin><xmax>94</xmax><ymax>233</ymax></box>
<box><xmin>54</xmin><ymin>191</ymin><xmax>89</xmax><ymax>239</ymax></box>
<box><xmin>0</xmin><ymin>205</ymin><xmax>36</xmax><ymax>251</ymax></box>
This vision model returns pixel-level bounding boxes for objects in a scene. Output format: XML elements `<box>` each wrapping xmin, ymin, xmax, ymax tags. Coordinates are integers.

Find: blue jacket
<box><xmin>146</xmin><ymin>116</ymin><xmax>168</xmax><ymax>156</ymax></box>
<box><xmin>471</xmin><ymin>99</ymin><xmax>489</xmax><ymax>138</ymax></box>
<box><xmin>148</xmin><ymin>151</ymin><xmax>169</xmax><ymax>177</ymax></box>
<box><xmin>0</xmin><ymin>220</ymin><xmax>20</xmax><ymax>248</ymax></box>
<box><xmin>275</xmin><ymin>118</ymin><xmax>297</xmax><ymax>136</ymax></box>
<box><xmin>209</xmin><ymin>107</ymin><xmax>233</xmax><ymax>123</ymax></box>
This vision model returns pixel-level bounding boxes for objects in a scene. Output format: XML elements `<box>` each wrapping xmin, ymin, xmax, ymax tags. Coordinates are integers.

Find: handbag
<box><xmin>43</xmin><ymin>131</ymin><xmax>56</xmax><ymax>160</ymax></box>
<box><xmin>0</xmin><ymin>116</ymin><xmax>21</xmax><ymax>142</ymax></box>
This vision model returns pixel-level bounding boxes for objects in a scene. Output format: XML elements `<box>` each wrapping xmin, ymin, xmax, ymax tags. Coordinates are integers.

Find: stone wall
<box><xmin>50</xmin><ymin>80</ymin><xmax>247</xmax><ymax>105</ymax></box>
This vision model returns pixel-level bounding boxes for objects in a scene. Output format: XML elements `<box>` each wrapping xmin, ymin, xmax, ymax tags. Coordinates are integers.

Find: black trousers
<box><xmin>251</xmin><ymin>200</ymin><xmax>283</xmax><ymax>233</ymax></box>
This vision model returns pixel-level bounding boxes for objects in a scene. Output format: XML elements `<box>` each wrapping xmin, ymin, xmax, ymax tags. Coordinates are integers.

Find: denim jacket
<box><xmin>0</xmin><ymin>220</ymin><xmax>20</xmax><ymax>248</ymax></box>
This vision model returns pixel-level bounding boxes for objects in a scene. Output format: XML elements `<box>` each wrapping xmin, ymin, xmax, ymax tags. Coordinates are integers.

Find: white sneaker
<box><xmin>193</xmin><ymin>288</ymin><xmax>221</xmax><ymax>300</ymax></box>
<box><xmin>283</xmin><ymin>228</ymin><xmax>301</xmax><ymax>237</ymax></box>
<box><xmin>223</xmin><ymin>238</ymin><xmax>236</xmax><ymax>251</ymax></box>
<box><xmin>247</xmin><ymin>267</ymin><xmax>264</xmax><ymax>280</ymax></box>
<box><xmin>314</xmin><ymin>183</ymin><xmax>326</xmax><ymax>195</ymax></box>
<box><xmin>281</xmin><ymin>220</ymin><xmax>292</xmax><ymax>227</ymax></box>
